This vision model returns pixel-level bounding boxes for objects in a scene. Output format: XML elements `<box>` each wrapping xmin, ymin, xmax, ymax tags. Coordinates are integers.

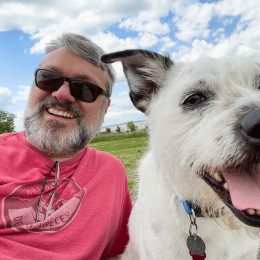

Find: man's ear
<box><xmin>105</xmin><ymin>98</ymin><xmax>111</xmax><ymax>115</ymax></box>
<box><xmin>101</xmin><ymin>49</ymin><xmax>173</xmax><ymax>114</ymax></box>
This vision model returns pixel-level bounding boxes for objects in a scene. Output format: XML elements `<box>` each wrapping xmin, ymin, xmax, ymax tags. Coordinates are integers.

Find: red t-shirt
<box><xmin>0</xmin><ymin>131</ymin><xmax>132</xmax><ymax>259</ymax></box>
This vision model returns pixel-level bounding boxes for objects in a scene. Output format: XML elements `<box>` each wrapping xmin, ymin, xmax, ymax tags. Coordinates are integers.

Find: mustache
<box><xmin>37</xmin><ymin>98</ymin><xmax>85</xmax><ymax>119</ymax></box>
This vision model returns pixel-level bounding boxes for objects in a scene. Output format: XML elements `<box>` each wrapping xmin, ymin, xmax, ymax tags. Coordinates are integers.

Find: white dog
<box><xmin>102</xmin><ymin>50</ymin><xmax>260</xmax><ymax>260</ymax></box>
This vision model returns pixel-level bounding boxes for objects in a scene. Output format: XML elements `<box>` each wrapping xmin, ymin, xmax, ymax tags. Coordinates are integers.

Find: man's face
<box><xmin>25</xmin><ymin>46</ymin><xmax>110</xmax><ymax>157</ymax></box>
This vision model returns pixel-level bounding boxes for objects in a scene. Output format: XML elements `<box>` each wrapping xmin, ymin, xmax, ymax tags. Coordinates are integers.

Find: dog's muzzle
<box><xmin>200</xmin><ymin>109</ymin><xmax>260</xmax><ymax>228</ymax></box>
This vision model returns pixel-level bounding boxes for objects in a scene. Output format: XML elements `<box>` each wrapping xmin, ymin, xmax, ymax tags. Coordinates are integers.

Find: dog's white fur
<box><xmin>103</xmin><ymin>52</ymin><xmax>260</xmax><ymax>259</ymax></box>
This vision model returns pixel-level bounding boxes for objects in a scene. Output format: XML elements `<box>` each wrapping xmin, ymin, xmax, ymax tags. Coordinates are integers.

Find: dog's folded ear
<box><xmin>101</xmin><ymin>49</ymin><xmax>174</xmax><ymax>113</ymax></box>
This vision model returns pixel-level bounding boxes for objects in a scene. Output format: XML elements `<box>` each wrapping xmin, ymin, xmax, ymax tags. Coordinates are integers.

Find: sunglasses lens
<box><xmin>36</xmin><ymin>70</ymin><xmax>63</xmax><ymax>91</ymax></box>
<box><xmin>35</xmin><ymin>69</ymin><xmax>107</xmax><ymax>103</ymax></box>
<box><xmin>70</xmin><ymin>81</ymin><xmax>100</xmax><ymax>102</ymax></box>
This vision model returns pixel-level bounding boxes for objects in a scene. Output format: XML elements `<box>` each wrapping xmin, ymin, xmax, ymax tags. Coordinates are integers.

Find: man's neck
<box><xmin>25</xmin><ymin>132</ymin><xmax>86</xmax><ymax>162</ymax></box>
<box><xmin>47</xmin><ymin>149</ymin><xmax>85</xmax><ymax>162</ymax></box>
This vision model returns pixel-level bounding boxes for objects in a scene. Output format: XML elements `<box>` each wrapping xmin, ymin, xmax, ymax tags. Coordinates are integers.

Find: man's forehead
<box><xmin>40</xmin><ymin>47</ymin><xmax>108</xmax><ymax>89</ymax></box>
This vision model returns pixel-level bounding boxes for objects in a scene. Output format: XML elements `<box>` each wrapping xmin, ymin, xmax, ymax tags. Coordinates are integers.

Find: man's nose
<box><xmin>52</xmin><ymin>81</ymin><xmax>76</xmax><ymax>103</ymax></box>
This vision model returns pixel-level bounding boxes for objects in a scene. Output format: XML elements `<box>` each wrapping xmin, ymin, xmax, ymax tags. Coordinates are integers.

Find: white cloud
<box><xmin>104</xmin><ymin>98</ymin><xmax>146</xmax><ymax>126</ymax></box>
<box><xmin>14</xmin><ymin>110</ymin><xmax>25</xmax><ymax>132</ymax></box>
<box><xmin>170</xmin><ymin>0</ymin><xmax>260</xmax><ymax>62</ymax></box>
<box><xmin>30</xmin><ymin>34</ymin><xmax>56</xmax><ymax>54</ymax></box>
<box><xmin>175</xmin><ymin>34</ymin><xmax>260</xmax><ymax>63</ymax></box>
<box><xmin>213</xmin><ymin>0</ymin><xmax>260</xmax><ymax>47</ymax></box>
<box><xmin>1</xmin><ymin>0</ymin><xmax>259</xmax><ymax>59</ymax></box>
<box><xmin>119</xmin><ymin>17</ymin><xmax>169</xmax><ymax>35</ymax></box>
<box><xmin>222</xmin><ymin>18</ymin><xmax>233</xmax><ymax>26</ymax></box>
<box><xmin>118</xmin><ymin>0</ymin><xmax>174</xmax><ymax>35</ymax></box>
<box><xmin>110</xmin><ymin>98</ymin><xmax>134</xmax><ymax>110</ymax></box>
<box><xmin>119</xmin><ymin>91</ymin><xmax>128</xmax><ymax>96</ymax></box>
<box><xmin>160</xmin><ymin>37</ymin><xmax>176</xmax><ymax>52</ymax></box>
<box><xmin>12</xmin><ymin>86</ymin><xmax>31</xmax><ymax>102</ymax></box>
<box><xmin>0</xmin><ymin>86</ymin><xmax>30</xmax><ymax>110</ymax></box>
<box><xmin>178</xmin><ymin>40</ymin><xmax>216</xmax><ymax>61</ymax></box>
<box><xmin>171</xmin><ymin>45</ymin><xmax>191</xmax><ymax>61</ymax></box>
<box><xmin>0</xmin><ymin>0</ymin><xmax>150</xmax><ymax>54</ymax></box>
<box><xmin>90</xmin><ymin>32</ymin><xmax>138</xmax><ymax>53</ymax></box>
<box><xmin>92</xmin><ymin>31</ymin><xmax>159</xmax><ymax>52</ymax></box>
<box><xmin>213</xmin><ymin>27</ymin><xmax>225</xmax><ymax>37</ymax></box>
<box><xmin>214</xmin><ymin>0</ymin><xmax>260</xmax><ymax>23</ymax></box>
<box><xmin>113</xmin><ymin>62</ymin><xmax>126</xmax><ymax>84</ymax></box>
<box><xmin>137</xmin><ymin>32</ymin><xmax>159</xmax><ymax>48</ymax></box>
<box><xmin>0</xmin><ymin>87</ymin><xmax>13</xmax><ymax>108</ymax></box>
<box><xmin>172</xmin><ymin>2</ymin><xmax>214</xmax><ymax>42</ymax></box>
<box><xmin>175</xmin><ymin>38</ymin><xmax>242</xmax><ymax>62</ymax></box>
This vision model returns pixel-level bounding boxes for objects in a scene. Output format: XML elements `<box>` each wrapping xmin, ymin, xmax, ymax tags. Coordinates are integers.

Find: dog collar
<box><xmin>182</xmin><ymin>201</ymin><xmax>205</xmax><ymax>217</ymax></box>
<box><xmin>182</xmin><ymin>200</ymin><xmax>224</xmax><ymax>218</ymax></box>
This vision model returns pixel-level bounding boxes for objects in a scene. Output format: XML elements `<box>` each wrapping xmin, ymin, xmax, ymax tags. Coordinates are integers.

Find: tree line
<box><xmin>106</xmin><ymin>121</ymin><xmax>136</xmax><ymax>133</ymax></box>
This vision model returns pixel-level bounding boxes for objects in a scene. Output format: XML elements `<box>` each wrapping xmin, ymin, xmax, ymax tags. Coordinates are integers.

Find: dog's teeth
<box><xmin>246</xmin><ymin>209</ymin><xmax>255</xmax><ymax>215</ymax></box>
<box><xmin>214</xmin><ymin>172</ymin><xmax>223</xmax><ymax>182</ymax></box>
<box><xmin>256</xmin><ymin>210</ymin><xmax>260</xmax><ymax>216</ymax></box>
<box><xmin>223</xmin><ymin>183</ymin><xmax>229</xmax><ymax>190</ymax></box>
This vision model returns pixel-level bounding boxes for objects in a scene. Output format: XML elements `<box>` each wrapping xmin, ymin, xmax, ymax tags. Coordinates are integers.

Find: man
<box><xmin>0</xmin><ymin>33</ymin><xmax>132</xmax><ymax>260</ymax></box>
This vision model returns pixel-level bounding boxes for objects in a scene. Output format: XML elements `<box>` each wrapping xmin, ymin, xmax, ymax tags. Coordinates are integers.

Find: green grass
<box><xmin>90</xmin><ymin>130</ymin><xmax>148</xmax><ymax>143</ymax></box>
<box><xmin>89</xmin><ymin>133</ymin><xmax>149</xmax><ymax>200</ymax></box>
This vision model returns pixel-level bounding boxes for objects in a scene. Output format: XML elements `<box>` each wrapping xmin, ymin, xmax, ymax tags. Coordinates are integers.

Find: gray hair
<box><xmin>40</xmin><ymin>33</ymin><xmax>116</xmax><ymax>97</ymax></box>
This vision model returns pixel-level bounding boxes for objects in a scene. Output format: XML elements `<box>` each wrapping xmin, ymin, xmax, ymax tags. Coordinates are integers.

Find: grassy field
<box><xmin>89</xmin><ymin>132</ymin><xmax>149</xmax><ymax>200</ymax></box>
<box><xmin>90</xmin><ymin>130</ymin><xmax>148</xmax><ymax>143</ymax></box>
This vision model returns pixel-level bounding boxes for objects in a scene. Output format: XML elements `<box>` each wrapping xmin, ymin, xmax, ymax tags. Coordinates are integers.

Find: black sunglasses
<box><xmin>34</xmin><ymin>68</ymin><xmax>108</xmax><ymax>103</ymax></box>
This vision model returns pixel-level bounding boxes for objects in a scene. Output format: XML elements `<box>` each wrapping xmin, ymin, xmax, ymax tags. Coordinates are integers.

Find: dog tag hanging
<box><xmin>186</xmin><ymin>207</ymin><xmax>206</xmax><ymax>259</ymax></box>
<box><xmin>187</xmin><ymin>234</ymin><xmax>206</xmax><ymax>259</ymax></box>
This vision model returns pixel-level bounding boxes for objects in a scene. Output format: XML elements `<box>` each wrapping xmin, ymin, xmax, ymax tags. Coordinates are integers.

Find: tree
<box><xmin>0</xmin><ymin>109</ymin><xmax>16</xmax><ymax>134</ymax></box>
<box><xmin>106</xmin><ymin>127</ymin><xmax>111</xmax><ymax>133</ymax></box>
<box><xmin>115</xmin><ymin>126</ymin><xmax>121</xmax><ymax>133</ymax></box>
<box><xmin>127</xmin><ymin>121</ymin><xmax>136</xmax><ymax>132</ymax></box>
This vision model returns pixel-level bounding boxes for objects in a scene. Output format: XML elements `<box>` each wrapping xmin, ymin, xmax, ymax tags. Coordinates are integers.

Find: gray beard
<box><xmin>24</xmin><ymin>98</ymin><xmax>106</xmax><ymax>157</ymax></box>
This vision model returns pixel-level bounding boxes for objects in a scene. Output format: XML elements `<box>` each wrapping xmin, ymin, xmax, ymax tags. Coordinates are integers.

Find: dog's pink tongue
<box><xmin>222</xmin><ymin>165</ymin><xmax>260</xmax><ymax>211</ymax></box>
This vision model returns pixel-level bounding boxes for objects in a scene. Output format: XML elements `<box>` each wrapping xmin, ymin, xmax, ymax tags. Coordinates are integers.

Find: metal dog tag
<box><xmin>187</xmin><ymin>235</ymin><xmax>206</xmax><ymax>256</ymax></box>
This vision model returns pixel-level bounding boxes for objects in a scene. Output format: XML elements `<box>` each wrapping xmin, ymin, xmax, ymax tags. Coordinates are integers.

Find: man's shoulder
<box><xmin>85</xmin><ymin>147</ymin><xmax>128</xmax><ymax>188</ymax></box>
<box><xmin>0</xmin><ymin>132</ymin><xmax>19</xmax><ymax>142</ymax></box>
<box><xmin>0</xmin><ymin>132</ymin><xmax>23</xmax><ymax>158</ymax></box>
<box><xmin>88</xmin><ymin>146</ymin><xmax>122</xmax><ymax>162</ymax></box>
<box><xmin>86</xmin><ymin>146</ymin><xmax>125</xmax><ymax>169</ymax></box>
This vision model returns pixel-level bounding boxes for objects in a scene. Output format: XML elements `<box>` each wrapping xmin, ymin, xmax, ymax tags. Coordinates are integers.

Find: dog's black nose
<box><xmin>241</xmin><ymin>109</ymin><xmax>260</xmax><ymax>145</ymax></box>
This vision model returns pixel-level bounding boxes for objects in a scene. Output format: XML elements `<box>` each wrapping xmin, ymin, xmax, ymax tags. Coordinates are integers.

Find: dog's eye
<box><xmin>184</xmin><ymin>94</ymin><xmax>204</xmax><ymax>105</ymax></box>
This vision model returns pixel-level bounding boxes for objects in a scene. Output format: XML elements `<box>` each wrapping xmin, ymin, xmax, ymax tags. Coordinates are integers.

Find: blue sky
<box><xmin>0</xmin><ymin>0</ymin><xmax>259</xmax><ymax>131</ymax></box>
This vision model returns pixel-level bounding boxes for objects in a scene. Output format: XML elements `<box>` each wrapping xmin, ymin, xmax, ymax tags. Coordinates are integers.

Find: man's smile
<box><xmin>46</xmin><ymin>107</ymin><xmax>77</xmax><ymax>119</ymax></box>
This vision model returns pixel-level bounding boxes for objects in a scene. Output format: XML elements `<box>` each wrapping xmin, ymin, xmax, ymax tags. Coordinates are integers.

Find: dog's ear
<box><xmin>101</xmin><ymin>49</ymin><xmax>174</xmax><ymax>113</ymax></box>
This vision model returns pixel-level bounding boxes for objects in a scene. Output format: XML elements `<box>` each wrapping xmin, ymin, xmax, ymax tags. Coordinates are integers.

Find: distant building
<box><xmin>100</xmin><ymin>120</ymin><xmax>148</xmax><ymax>133</ymax></box>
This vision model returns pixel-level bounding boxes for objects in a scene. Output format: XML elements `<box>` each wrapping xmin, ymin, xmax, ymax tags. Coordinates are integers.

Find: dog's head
<box><xmin>102</xmin><ymin>50</ymin><xmax>260</xmax><ymax>231</ymax></box>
